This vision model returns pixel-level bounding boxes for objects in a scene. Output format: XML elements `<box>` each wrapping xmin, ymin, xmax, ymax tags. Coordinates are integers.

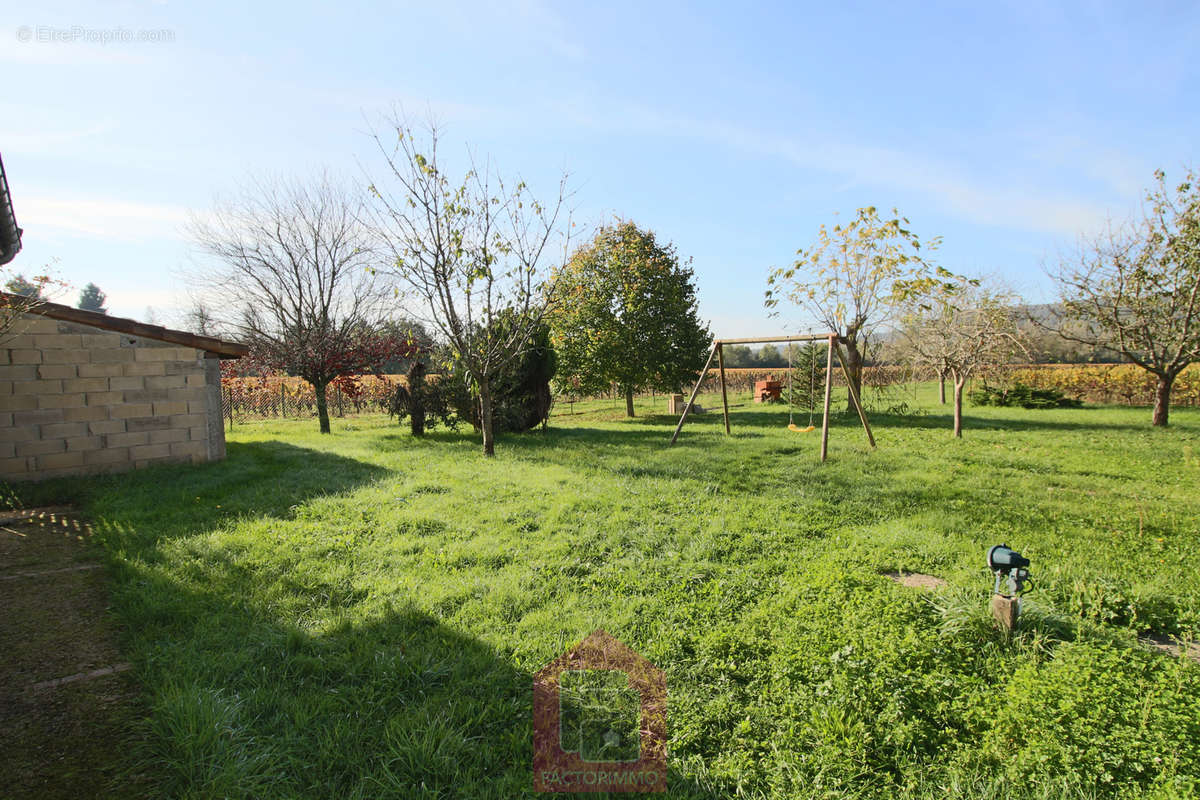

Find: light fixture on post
<box><xmin>987</xmin><ymin>544</ymin><xmax>1031</xmax><ymax>630</ymax></box>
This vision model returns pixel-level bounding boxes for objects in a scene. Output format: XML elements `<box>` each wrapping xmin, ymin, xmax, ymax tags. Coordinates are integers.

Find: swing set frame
<box><xmin>668</xmin><ymin>334</ymin><xmax>876</xmax><ymax>462</ymax></box>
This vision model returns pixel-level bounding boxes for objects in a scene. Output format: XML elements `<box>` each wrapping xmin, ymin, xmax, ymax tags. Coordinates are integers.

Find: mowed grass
<box><xmin>14</xmin><ymin>385</ymin><xmax>1200</xmax><ymax>799</ymax></box>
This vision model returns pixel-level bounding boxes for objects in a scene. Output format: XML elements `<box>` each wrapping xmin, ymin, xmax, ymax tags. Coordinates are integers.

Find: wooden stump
<box><xmin>991</xmin><ymin>594</ymin><xmax>1020</xmax><ymax>631</ymax></box>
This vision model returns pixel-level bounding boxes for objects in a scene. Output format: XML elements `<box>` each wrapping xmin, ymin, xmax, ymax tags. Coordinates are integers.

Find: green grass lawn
<box><xmin>13</xmin><ymin>386</ymin><xmax>1200</xmax><ymax>799</ymax></box>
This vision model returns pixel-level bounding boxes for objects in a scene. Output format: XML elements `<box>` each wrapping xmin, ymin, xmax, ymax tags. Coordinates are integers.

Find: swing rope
<box><xmin>787</xmin><ymin>346</ymin><xmax>794</xmax><ymax>427</ymax></box>
<box><xmin>808</xmin><ymin>346</ymin><xmax>816</xmax><ymax>427</ymax></box>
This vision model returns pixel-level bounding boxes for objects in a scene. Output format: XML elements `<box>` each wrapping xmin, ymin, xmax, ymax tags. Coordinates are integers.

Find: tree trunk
<box><xmin>315</xmin><ymin>382</ymin><xmax>331</xmax><ymax>434</ymax></box>
<box><xmin>952</xmin><ymin>377</ymin><xmax>965</xmax><ymax>438</ymax></box>
<box><xmin>479</xmin><ymin>377</ymin><xmax>496</xmax><ymax>456</ymax></box>
<box><xmin>408</xmin><ymin>362</ymin><xmax>426</xmax><ymax>436</ymax></box>
<box><xmin>624</xmin><ymin>386</ymin><xmax>635</xmax><ymax>418</ymax></box>
<box><xmin>1152</xmin><ymin>373</ymin><xmax>1173</xmax><ymax>427</ymax></box>
<box><xmin>844</xmin><ymin>339</ymin><xmax>864</xmax><ymax>412</ymax></box>
<box><xmin>410</xmin><ymin>397</ymin><xmax>426</xmax><ymax>437</ymax></box>
<box><xmin>939</xmin><ymin>370</ymin><xmax>947</xmax><ymax>404</ymax></box>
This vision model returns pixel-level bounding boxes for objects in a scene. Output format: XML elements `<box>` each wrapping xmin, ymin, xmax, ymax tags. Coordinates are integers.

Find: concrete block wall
<box><xmin>1</xmin><ymin>314</ymin><xmax>228</xmax><ymax>481</ymax></box>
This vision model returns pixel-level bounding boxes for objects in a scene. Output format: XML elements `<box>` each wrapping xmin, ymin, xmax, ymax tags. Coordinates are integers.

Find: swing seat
<box><xmin>788</xmin><ymin>423</ymin><xmax>816</xmax><ymax>433</ymax></box>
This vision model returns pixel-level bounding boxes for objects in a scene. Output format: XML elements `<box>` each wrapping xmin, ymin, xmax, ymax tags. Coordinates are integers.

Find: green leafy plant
<box><xmin>969</xmin><ymin>383</ymin><xmax>1084</xmax><ymax>409</ymax></box>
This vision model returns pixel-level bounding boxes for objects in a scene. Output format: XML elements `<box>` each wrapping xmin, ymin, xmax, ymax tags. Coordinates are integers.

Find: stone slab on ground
<box><xmin>883</xmin><ymin>571</ymin><xmax>947</xmax><ymax>590</ymax></box>
<box><xmin>1142</xmin><ymin>633</ymin><xmax>1200</xmax><ymax>663</ymax></box>
<box><xmin>0</xmin><ymin>506</ymin><xmax>152</xmax><ymax>799</ymax></box>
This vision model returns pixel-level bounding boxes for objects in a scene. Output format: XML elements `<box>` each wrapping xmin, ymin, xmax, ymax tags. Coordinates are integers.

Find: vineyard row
<box><xmin>220</xmin><ymin>363</ymin><xmax>1200</xmax><ymax>420</ymax></box>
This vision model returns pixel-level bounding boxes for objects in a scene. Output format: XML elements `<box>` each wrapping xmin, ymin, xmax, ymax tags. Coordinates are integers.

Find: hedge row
<box><xmin>1002</xmin><ymin>364</ymin><xmax>1200</xmax><ymax>407</ymax></box>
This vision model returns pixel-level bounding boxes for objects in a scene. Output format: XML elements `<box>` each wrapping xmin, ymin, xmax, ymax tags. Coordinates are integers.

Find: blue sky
<box><xmin>2</xmin><ymin>0</ymin><xmax>1198</xmax><ymax>334</ymax></box>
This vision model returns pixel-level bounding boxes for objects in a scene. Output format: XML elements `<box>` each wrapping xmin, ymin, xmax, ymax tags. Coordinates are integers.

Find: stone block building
<box><xmin>1</xmin><ymin>297</ymin><xmax>246</xmax><ymax>481</ymax></box>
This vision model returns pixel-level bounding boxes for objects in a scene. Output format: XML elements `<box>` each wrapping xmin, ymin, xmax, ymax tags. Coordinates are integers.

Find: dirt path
<box><xmin>0</xmin><ymin>507</ymin><xmax>151</xmax><ymax>799</ymax></box>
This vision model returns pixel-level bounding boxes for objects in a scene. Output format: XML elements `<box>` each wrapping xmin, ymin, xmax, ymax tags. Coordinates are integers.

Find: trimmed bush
<box><xmin>969</xmin><ymin>382</ymin><xmax>1083</xmax><ymax>409</ymax></box>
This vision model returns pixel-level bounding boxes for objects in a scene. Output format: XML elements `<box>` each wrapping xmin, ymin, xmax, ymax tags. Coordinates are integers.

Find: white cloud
<box><xmin>559</xmin><ymin>103</ymin><xmax>1120</xmax><ymax>238</ymax></box>
<box><xmin>102</xmin><ymin>287</ymin><xmax>181</xmax><ymax>317</ymax></box>
<box><xmin>0</xmin><ymin>119</ymin><xmax>119</xmax><ymax>156</ymax></box>
<box><xmin>16</xmin><ymin>194</ymin><xmax>190</xmax><ymax>242</ymax></box>
<box><xmin>691</xmin><ymin>117</ymin><xmax>1114</xmax><ymax>237</ymax></box>
<box><xmin>803</xmin><ymin>142</ymin><xmax>1114</xmax><ymax>236</ymax></box>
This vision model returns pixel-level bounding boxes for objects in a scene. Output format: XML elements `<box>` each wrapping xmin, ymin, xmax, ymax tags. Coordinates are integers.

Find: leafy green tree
<box><xmin>397</xmin><ymin>312</ymin><xmax>555</xmax><ymax>436</ymax></box>
<box><xmin>1</xmin><ymin>269</ymin><xmax>46</xmax><ymax>345</ymax></box>
<box><xmin>721</xmin><ymin>344</ymin><xmax>756</xmax><ymax>367</ymax></box>
<box><xmin>390</xmin><ymin>360</ymin><xmax>464</xmax><ymax>436</ymax></box>
<box><xmin>1045</xmin><ymin>167</ymin><xmax>1200</xmax><ymax>426</ymax></box>
<box><xmin>456</xmin><ymin>310</ymin><xmax>557</xmax><ymax>433</ymax></box>
<box><xmin>767</xmin><ymin>206</ymin><xmax>935</xmax><ymax>409</ymax></box>
<box><xmin>4</xmin><ymin>272</ymin><xmax>43</xmax><ymax>299</ymax></box>
<box><xmin>76</xmin><ymin>282</ymin><xmax>107</xmax><ymax>313</ymax></box>
<box><xmin>549</xmin><ymin>221</ymin><xmax>711</xmax><ymax>416</ymax></box>
<box><xmin>757</xmin><ymin>344</ymin><xmax>783</xmax><ymax>367</ymax></box>
<box><xmin>784</xmin><ymin>341</ymin><xmax>826</xmax><ymax>413</ymax></box>
<box><xmin>377</xmin><ymin>318</ymin><xmax>434</xmax><ymax>374</ymax></box>
<box><xmin>2</xmin><ymin>266</ymin><xmax>59</xmax><ymax>345</ymax></box>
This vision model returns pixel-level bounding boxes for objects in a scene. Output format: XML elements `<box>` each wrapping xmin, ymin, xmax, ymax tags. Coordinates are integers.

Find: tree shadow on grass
<box><xmin>15</xmin><ymin>440</ymin><xmax>726</xmax><ymax>798</ymax></box>
<box><xmin>512</xmin><ymin>425</ymin><xmax>699</xmax><ymax>447</ymax></box>
<box><xmin>494</xmin><ymin>423</ymin><xmax>912</xmax><ymax>505</ymax></box>
<box><xmin>10</xmin><ymin>441</ymin><xmax>390</xmax><ymax>549</ymax></box>
<box><xmin>865</xmin><ymin>409</ymin><xmax>1171</xmax><ymax>434</ymax></box>
<box><xmin>668</xmin><ymin>404</ymin><xmax>1194</xmax><ymax>436</ymax></box>
<box><xmin>115</xmin><ymin>549</ymin><xmax>730</xmax><ymax>799</ymax></box>
<box><xmin>375</xmin><ymin>424</ymin><xmax>712</xmax><ymax>454</ymax></box>
<box><xmin>122</xmin><ymin>567</ymin><xmax>529</xmax><ymax>797</ymax></box>
<box><xmin>376</xmin><ymin>428</ymin><xmax>479</xmax><ymax>447</ymax></box>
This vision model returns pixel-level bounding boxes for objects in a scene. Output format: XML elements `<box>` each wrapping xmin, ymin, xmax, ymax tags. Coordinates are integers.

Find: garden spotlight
<box><xmin>986</xmin><ymin>544</ymin><xmax>1031</xmax><ymax>597</ymax></box>
<box><xmin>987</xmin><ymin>544</ymin><xmax>1031</xmax><ymax>630</ymax></box>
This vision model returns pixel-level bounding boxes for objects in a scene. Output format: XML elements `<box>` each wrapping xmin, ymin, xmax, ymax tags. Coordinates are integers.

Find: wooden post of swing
<box><xmin>717</xmin><ymin>342</ymin><xmax>731</xmax><ymax>435</ymax></box>
<box><xmin>669</xmin><ymin>341</ymin><xmax>719</xmax><ymax>446</ymax></box>
<box><xmin>819</xmin><ymin>334</ymin><xmax>834</xmax><ymax>462</ymax></box>
<box><xmin>833</xmin><ymin>339</ymin><xmax>877</xmax><ymax>449</ymax></box>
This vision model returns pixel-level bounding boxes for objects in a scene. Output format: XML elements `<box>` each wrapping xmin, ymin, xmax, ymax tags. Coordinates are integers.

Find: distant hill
<box><xmin>867</xmin><ymin>302</ymin><xmax>1123</xmax><ymax>366</ymax></box>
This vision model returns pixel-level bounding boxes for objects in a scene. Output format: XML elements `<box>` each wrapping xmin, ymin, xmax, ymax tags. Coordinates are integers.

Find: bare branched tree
<box><xmin>897</xmin><ymin>270</ymin><xmax>1025</xmax><ymax>437</ymax></box>
<box><xmin>189</xmin><ymin>173</ymin><xmax>400</xmax><ymax>433</ymax></box>
<box><xmin>1044</xmin><ymin>168</ymin><xmax>1200</xmax><ymax>426</ymax></box>
<box><xmin>181</xmin><ymin>300</ymin><xmax>218</xmax><ymax>337</ymax></box>
<box><xmin>365</xmin><ymin>118</ymin><xmax>572</xmax><ymax>455</ymax></box>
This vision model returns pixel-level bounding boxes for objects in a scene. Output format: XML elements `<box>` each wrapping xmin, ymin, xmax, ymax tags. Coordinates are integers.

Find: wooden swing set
<box><xmin>668</xmin><ymin>334</ymin><xmax>876</xmax><ymax>462</ymax></box>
